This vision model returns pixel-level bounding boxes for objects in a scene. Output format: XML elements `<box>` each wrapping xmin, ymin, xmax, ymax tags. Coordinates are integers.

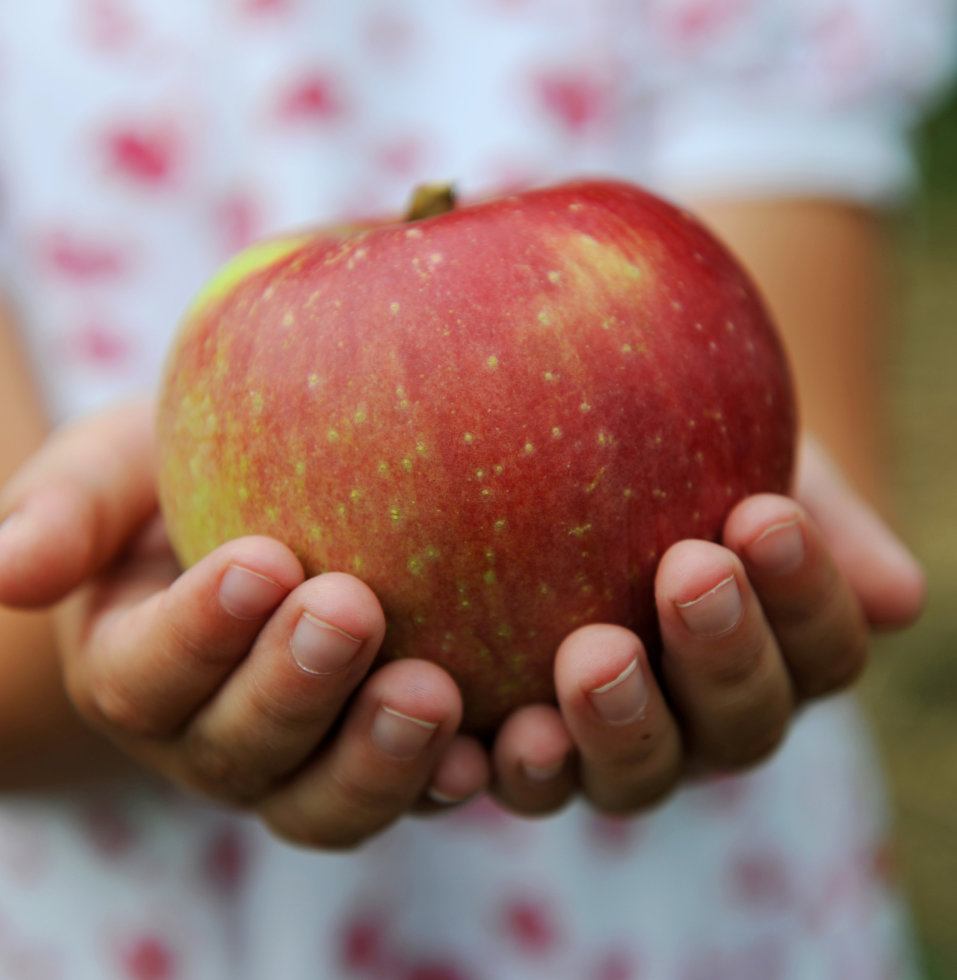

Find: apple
<box><xmin>156</xmin><ymin>179</ymin><xmax>796</xmax><ymax>734</ymax></box>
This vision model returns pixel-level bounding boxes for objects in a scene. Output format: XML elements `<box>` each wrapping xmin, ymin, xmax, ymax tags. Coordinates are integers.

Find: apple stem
<box><xmin>405</xmin><ymin>183</ymin><xmax>456</xmax><ymax>221</ymax></box>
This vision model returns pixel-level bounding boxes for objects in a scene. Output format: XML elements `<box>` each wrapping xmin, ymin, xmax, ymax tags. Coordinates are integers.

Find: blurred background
<box><xmin>860</xmin><ymin>80</ymin><xmax>957</xmax><ymax>979</ymax></box>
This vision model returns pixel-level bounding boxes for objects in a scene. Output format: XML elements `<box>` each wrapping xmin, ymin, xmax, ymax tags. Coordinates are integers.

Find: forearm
<box><xmin>690</xmin><ymin>198</ymin><xmax>892</xmax><ymax>507</ymax></box>
<box><xmin>0</xmin><ymin>301</ymin><xmax>135</xmax><ymax>790</ymax></box>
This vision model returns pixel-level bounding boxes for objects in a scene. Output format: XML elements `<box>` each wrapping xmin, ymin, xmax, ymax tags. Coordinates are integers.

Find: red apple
<box><xmin>156</xmin><ymin>179</ymin><xmax>796</xmax><ymax>734</ymax></box>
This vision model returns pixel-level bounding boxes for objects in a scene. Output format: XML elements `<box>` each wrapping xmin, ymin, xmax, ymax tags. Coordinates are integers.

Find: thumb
<box><xmin>0</xmin><ymin>399</ymin><xmax>159</xmax><ymax>608</ymax></box>
<box><xmin>795</xmin><ymin>436</ymin><xmax>926</xmax><ymax>630</ymax></box>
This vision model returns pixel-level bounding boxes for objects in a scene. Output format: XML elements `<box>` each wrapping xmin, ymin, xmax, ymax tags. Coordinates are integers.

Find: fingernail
<box><xmin>219</xmin><ymin>565</ymin><xmax>287</xmax><ymax>619</ymax></box>
<box><xmin>290</xmin><ymin>613</ymin><xmax>361</xmax><ymax>674</ymax></box>
<box><xmin>675</xmin><ymin>573</ymin><xmax>742</xmax><ymax>636</ymax></box>
<box><xmin>746</xmin><ymin>518</ymin><xmax>804</xmax><ymax>575</ymax></box>
<box><xmin>588</xmin><ymin>657</ymin><xmax>647</xmax><ymax>726</ymax></box>
<box><xmin>371</xmin><ymin>705</ymin><xmax>438</xmax><ymax>760</ymax></box>
<box><xmin>427</xmin><ymin>786</ymin><xmax>481</xmax><ymax>806</ymax></box>
<box><xmin>522</xmin><ymin>758</ymin><xmax>566</xmax><ymax>782</ymax></box>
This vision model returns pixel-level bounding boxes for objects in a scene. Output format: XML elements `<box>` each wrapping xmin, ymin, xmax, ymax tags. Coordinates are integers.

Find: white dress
<box><xmin>0</xmin><ymin>2</ymin><xmax>953</xmax><ymax>977</ymax></box>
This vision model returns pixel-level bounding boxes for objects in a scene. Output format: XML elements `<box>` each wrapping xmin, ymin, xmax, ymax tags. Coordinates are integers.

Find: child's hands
<box><xmin>0</xmin><ymin>401</ymin><xmax>925</xmax><ymax>844</ymax></box>
<box><xmin>486</xmin><ymin>435</ymin><xmax>926</xmax><ymax>815</ymax></box>
<box><xmin>0</xmin><ymin>402</ymin><xmax>488</xmax><ymax>848</ymax></box>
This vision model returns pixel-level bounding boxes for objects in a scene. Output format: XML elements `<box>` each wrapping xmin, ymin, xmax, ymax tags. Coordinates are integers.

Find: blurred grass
<box><xmin>857</xmin><ymin>83</ymin><xmax>957</xmax><ymax>980</ymax></box>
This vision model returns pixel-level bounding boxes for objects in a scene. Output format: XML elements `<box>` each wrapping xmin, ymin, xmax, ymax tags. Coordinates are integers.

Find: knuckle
<box><xmin>245</xmin><ymin>677</ymin><xmax>318</xmax><ymax>738</ymax></box>
<box><xmin>698</xmin><ymin>633</ymin><xmax>766</xmax><ymax>689</ymax></box>
<box><xmin>262</xmin><ymin>798</ymin><xmax>376</xmax><ymax>852</ymax></box>
<box><xmin>588</xmin><ymin>734</ymin><xmax>683</xmax><ymax>815</ymax></box>
<box><xmin>164</xmin><ymin>615</ymin><xmax>233</xmax><ymax>673</ymax></box>
<box><xmin>704</xmin><ymin>711</ymin><xmax>790</xmax><ymax>772</ymax></box>
<box><xmin>183</xmin><ymin>729</ymin><xmax>268</xmax><ymax>804</ymax></box>
<box><xmin>791</xmin><ymin>598</ymin><xmax>871</xmax><ymax>700</ymax></box>
<box><xmin>82</xmin><ymin>671</ymin><xmax>167</xmax><ymax>738</ymax></box>
<box><xmin>327</xmin><ymin>763</ymin><xmax>406</xmax><ymax>826</ymax></box>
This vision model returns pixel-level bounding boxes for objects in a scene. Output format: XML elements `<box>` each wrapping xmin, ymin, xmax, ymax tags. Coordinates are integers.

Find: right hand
<box><xmin>0</xmin><ymin>401</ymin><xmax>490</xmax><ymax>848</ymax></box>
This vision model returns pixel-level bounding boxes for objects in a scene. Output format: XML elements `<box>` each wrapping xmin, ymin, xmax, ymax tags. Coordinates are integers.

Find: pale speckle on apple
<box><xmin>463</xmin><ymin>432</ymin><xmax>475</xmax><ymax>444</ymax></box>
<box><xmin>523</xmin><ymin>442</ymin><xmax>535</xmax><ymax>455</ymax></box>
<box><xmin>487</xmin><ymin>355</ymin><xmax>499</xmax><ymax>369</ymax></box>
<box><xmin>580</xmin><ymin>402</ymin><xmax>592</xmax><ymax>413</ymax></box>
<box><xmin>551</xmin><ymin>426</ymin><xmax>563</xmax><ymax>439</ymax></box>
<box><xmin>282</xmin><ymin>312</ymin><xmax>295</xmax><ymax>327</ymax></box>
<box><xmin>327</xmin><ymin>429</ymin><xmax>340</xmax><ymax>441</ymax></box>
<box><xmin>404</xmin><ymin>227</ymin><xmax>423</xmax><ymax>239</ymax></box>
<box><xmin>585</xmin><ymin>467</ymin><xmax>606</xmax><ymax>493</ymax></box>
<box><xmin>390</xmin><ymin>301</ymin><xmax>400</xmax><ymax>314</ymax></box>
<box><xmin>548</xmin><ymin>270</ymin><xmax>561</xmax><ymax>284</ymax></box>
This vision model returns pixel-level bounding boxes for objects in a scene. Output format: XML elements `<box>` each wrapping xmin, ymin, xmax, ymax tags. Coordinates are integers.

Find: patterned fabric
<box><xmin>0</xmin><ymin>1</ymin><xmax>953</xmax><ymax>977</ymax></box>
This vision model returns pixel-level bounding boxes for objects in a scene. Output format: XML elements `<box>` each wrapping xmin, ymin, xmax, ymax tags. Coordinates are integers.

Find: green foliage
<box><xmin>915</xmin><ymin>81</ymin><xmax>957</xmax><ymax>194</ymax></box>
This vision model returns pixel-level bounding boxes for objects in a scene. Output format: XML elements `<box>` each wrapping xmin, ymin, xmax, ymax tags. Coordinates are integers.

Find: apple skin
<box><xmin>156</xmin><ymin>179</ymin><xmax>796</xmax><ymax>734</ymax></box>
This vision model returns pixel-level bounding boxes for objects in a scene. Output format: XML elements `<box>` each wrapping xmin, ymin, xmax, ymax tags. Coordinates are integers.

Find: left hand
<box><xmin>487</xmin><ymin>435</ymin><xmax>926</xmax><ymax>815</ymax></box>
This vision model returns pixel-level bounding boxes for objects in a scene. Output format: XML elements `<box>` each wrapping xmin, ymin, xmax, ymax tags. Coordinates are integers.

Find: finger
<box><xmin>0</xmin><ymin>399</ymin><xmax>157</xmax><ymax>607</ymax></box>
<box><xmin>795</xmin><ymin>436</ymin><xmax>926</xmax><ymax>629</ymax></box>
<box><xmin>259</xmin><ymin>659</ymin><xmax>462</xmax><ymax>850</ymax></box>
<box><xmin>657</xmin><ymin>541</ymin><xmax>794</xmax><ymax>771</ymax></box>
<box><xmin>173</xmin><ymin>573</ymin><xmax>385</xmax><ymax>803</ymax></box>
<box><xmin>724</xmin><ymin>493</ymin><xmax>871</xmax><ymax>699</ymax></box>
<box><xmin>491</xmin><ymin>704</ymin><xmax>577</xmax><ymax>816</ymax></box>
<box><xmin>419</xmin><ymin>735</ymin><xmax>491</xmax><ymax>811</ymax></box>
<box><xmin>66</xmin><ymin>536</ymin><xmax>305</xmax><ymax>740</ymax></box>
<box><xmin>551</xmin><ymin>624</ymin><xmax>682</xmax><ymax>813</ymax></box>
